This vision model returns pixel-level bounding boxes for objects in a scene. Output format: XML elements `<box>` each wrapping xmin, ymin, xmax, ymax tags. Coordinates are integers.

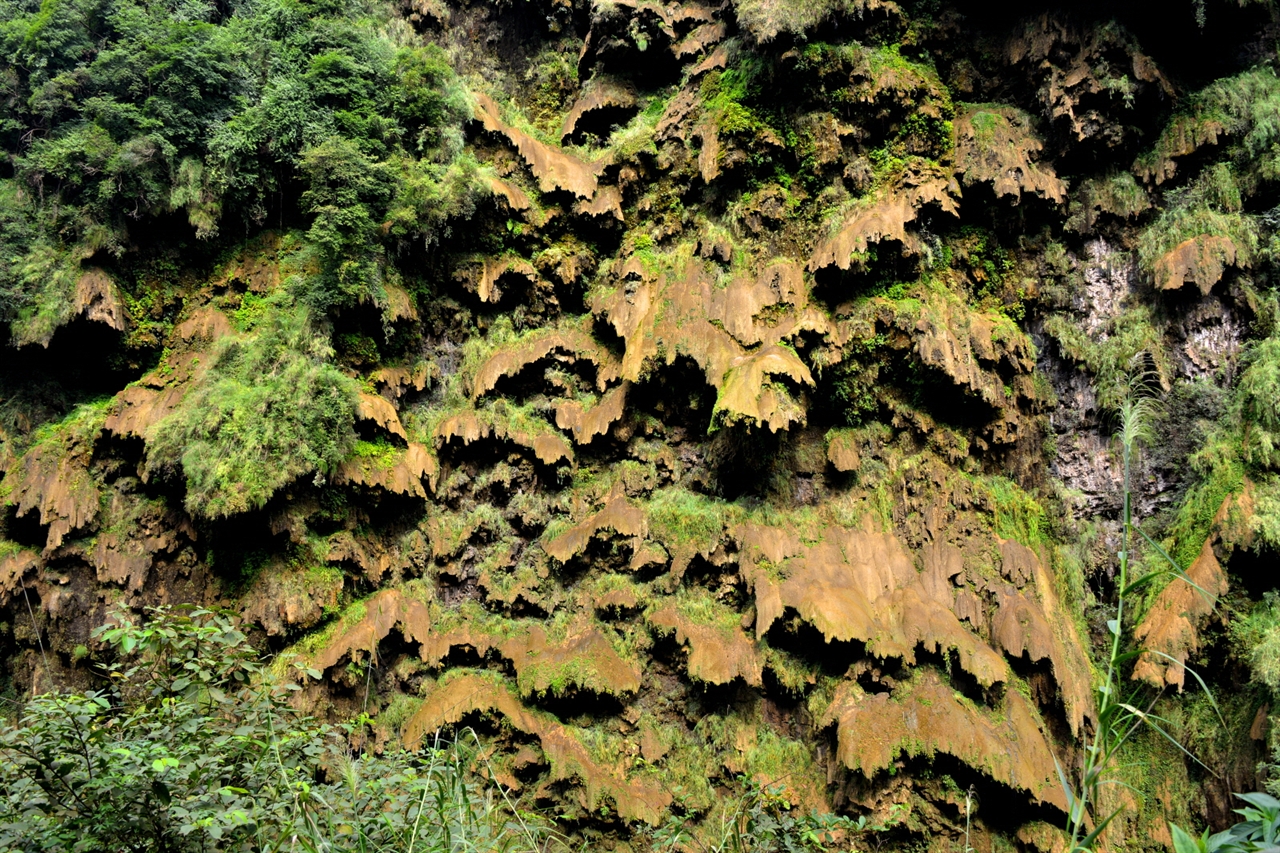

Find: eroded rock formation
<box><xmin>3</xmin><ymin>0</ymin><xmax>1280</xmax><ymax>848</ymax></box>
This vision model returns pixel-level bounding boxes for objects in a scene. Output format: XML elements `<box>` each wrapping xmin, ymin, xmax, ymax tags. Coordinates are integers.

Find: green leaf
<box><xmin>1171</xmin><ymin>823</ymin><xmax>1205</xmax><ymax>853</ymax></box>
<box><xmin>1076</xmin><ymin>808</ymin><xmax>1122</xmax><ymax>852</ymax></box>
<box><xmin>1120</xmin><ymin>570</ymin><xmax>1171</xmax><ymax>596</ymax></box>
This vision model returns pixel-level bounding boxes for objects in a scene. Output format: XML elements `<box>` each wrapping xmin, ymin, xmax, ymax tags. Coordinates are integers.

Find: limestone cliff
<box><xmin>3</xmin><ymin>0</ymin><xmax>1280</xmax><ymax>848</ymax></box>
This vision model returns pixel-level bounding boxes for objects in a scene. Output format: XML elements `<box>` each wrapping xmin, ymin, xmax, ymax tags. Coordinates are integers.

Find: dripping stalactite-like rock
<box><xmin>3</xmin><ymin>0</ymin><xmax>1280</xmax><ymax>848</ymax></box>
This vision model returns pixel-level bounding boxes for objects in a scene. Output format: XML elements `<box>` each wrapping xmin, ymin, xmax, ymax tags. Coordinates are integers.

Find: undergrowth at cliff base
<box><xmin>0</xmin><ymin>606</ymin><xmax>554</xmax><ymax>853</ymax></box>
<box><xmin>0</xmin><ymin>606</ymin><xmax>914</xmax><ymax>853</ymax></box>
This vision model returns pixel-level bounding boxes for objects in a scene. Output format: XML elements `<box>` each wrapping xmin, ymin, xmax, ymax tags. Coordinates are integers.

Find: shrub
<box><xmin>1235</xmin><ymin>337</ymin><xmax>1280</xmax><ymax>469</ymax></box>
<box><xmin>0</xmin><ymin>606</ymin><xmax>553</xmax><ymax>853</ymax></box>
<box><xmin>645</xmin><ymin>779</ymin><xmax>907</xmax><ymax>853</ymax></box>
<box><xmin>0</xmin><ymin>0</ymin><xmax>477</xmax><ymax>334</ymax></box>
<box><xmin>1171</xmin><ymin>793</ymin><xmax>1280</xmax><ymax>853</ymax></box>
<box><xmin>297</xmin><ymin>136</ymin><xmax>397</xmax><ymax>311</ymax></box>
<box><xmin>1059</xmin><ymin>382</ymin><xmax>1218</xmax><ymax>853</ymax></box>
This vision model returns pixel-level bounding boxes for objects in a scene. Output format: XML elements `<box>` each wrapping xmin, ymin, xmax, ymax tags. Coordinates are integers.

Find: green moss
<box><xmin>761</xmin><ymin>640</ymin><xmax>818</xmax><ymax>694</ymax></box>
<box><xmin>644</xmin><ymin>487</ymin><xmax>731</xmax><ymax>557</ymax></box>
<box><xmin>1</xmin><ymin>398</ymin><xmax>108</xmax><ymax>511</ymax></box>
<box><xmin>1167</xmin><ymin>449</ymin><xmax>1246</xmax><ymax>568</ymax></box>
<box><xmin>1162</xmin><ymin>332</ymin><xmax>1280</xmax><ymax>565</ymax></box>
<box><xmin>983</xmin><ymin>475</ymin><xmax>1048</xmax><ymax>550</ymax></box>
<box><xmin>5</xmin><ymin>240</ymin><xmax>82</xmax><ymax>348</ymax></box>
<box><xmin>428</xmin><ymin>503</ymin><xmax>511</xmax><ymax>560</ymax></box>
<box><xmin>28</xmin><ymin>397</ymin><xmax>110</xmax><ymax>449</ymax></box>
<box><xmin>522</xmin><ymin>46</ymin><xmax>577</xmax><ymax>136</ymax></box>
<box><xmin>1066</xmin><ymin>171</ymin><xmax>1150</xmax><ymax>233</ymax></box>
<box><xmin>376</xmin><ymin>691</ymin><xmax>424</xmax><ymax>739</ymax></box>
<box><xmin>273</xmin><ymin>596</ymin><xmax>370</xmax><ymax>674</ymax></box>
<box><xmin>482</xmin><ymin>549</ymin><xmax>558</xmax><ymax>613</ymax></box>
<box><xmin>1142</xmin><ymin>67</ymin><xmax>1280</xmax><ymax>187</ymax></box>
<box><xmin>119</xmin><ymin>273</ymin><xmax>181</xmax><ymax>351</ymax></box>
<box><xmin>827</xmin><ymin>334</ymin><xmax>890</xmax><ymax>427</ymax></box>
<box><xmin>514</xmin><ymin>613</ymin><xmax>643</xmax><ymax>699</ymax></box>
<box><xmin>349</xmin><ymin>438</ymin><xmax>399</xmax><ymax>471</ymax></box>
<box><xmin>1137</xmin><ymin>202</ymin><xmax>1257</xmax><ymax>279</ymax></box>
<box><xmin>1103</xmin><ymin>703</ymin><xmax>1215</xmax><ymax>840</ymax></box>
<box><xmin>1042</xmin><ymin>302</ymin><xmax>1169</xmax><ymax>411</ymax></box>
<box><xmin>950</xmin><ymin>226</ymin><xmax>1013</xmax><ymax>298</ymax></box>
<box><xmin>969</xmin><ymin>110</ymin><xmax>1001</xmax><ymax>145</ymax></box>
<box><xmin>145</xmin><ymin>293</ymin><xmax>359</xmax><ymax>518</ymax></box>
<box><xmin>427</xmin><ymin>599</ymin><xmax>516</xmax><ymax>640</ymax></box>
<box><xmin>898</xmin><ymin>110</ymin><xmax>953</xmax><ymax>157</ymax></box>
<box><xmin>585</xmin><ymin>573</ymin><xmax>650</xmax><ymax>610</ymax></box>
<box><xmin>336</xmin><ymin>331</ymin><xmax>381</xmax><ymax>368</ymax></box>
<box><xmin>0</xmin><ymin>539</ymin><xmax>33</xmax><ymax>562</ymax></box>
<box><xmin>657</xmin><ymin>586</ymin><xmax>741</xmax><ymax>633</ymax></box>
<box><xmin>700</xmin><ymin>65</ymin><xmax>774</xmax><ymax>140</ymax></box>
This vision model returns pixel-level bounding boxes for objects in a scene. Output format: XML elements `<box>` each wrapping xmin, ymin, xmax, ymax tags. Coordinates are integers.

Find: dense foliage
<box><xmin>0</xmin><ymin>609</ymin><xmax>898</xmax><ymax>853</ymax></box>
<box><xmin>0</xmin><ymin>607</ymin><xmax>549</xmax><ymax>853</ymax></box>
<box><xmin>0</xmin><ymin>0</ymin><xmax>481</xmax><ymax>513</ymax></box>
<box><xmin>1172</xmin><ymin>793</ymin><xmax>1280</xmax><ymax>853</ymax></box>
<box><xmin>0</xmin><ymin>0</ymin><xmax>479</xmax><ymax>338</ymax></box>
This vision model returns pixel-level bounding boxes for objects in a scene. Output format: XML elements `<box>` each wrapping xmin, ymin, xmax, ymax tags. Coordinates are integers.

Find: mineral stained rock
<box><xmin>3</xmin><ymin>0</ymin><xmax>1279</xmax><ymax>847</ymax></box>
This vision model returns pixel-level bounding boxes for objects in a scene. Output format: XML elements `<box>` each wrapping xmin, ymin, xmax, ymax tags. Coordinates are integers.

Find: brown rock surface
<box><xmin>1133</xmin><ymin>528</ymin><xmax>1230</xmax><ymax>689</ymax></box>
<box><xmin>470</xmin><ymin>326</ymin><xmax>619</xmax><ymax>399</ymax></box>
<box><xmin>954</xmin><ymin>105</ymin><xmax>1067</xmax><ymax>203</ymax></box>
<box><xmin>334</xmin><ymin>441</ymin><xmax>437</xmax><ymax>498</ymax></box>
<box><xmin>560</xmin><ymin>77</ymin><xmax>637</xmax><ymax>141</ymax></box>
<box><xmin>823</xmin><ymin>670</ymin><xmax>1066</xmax><ymax>808</ymax></box>
<box><xmin>356</xmin><ymin>392</ymin><xmax>408</xmax><ymax>441</ymax></box>
<box><xmin>739</xmin><ymin>521</ymin><xmax>1008</xmax><ymax>689</ymax></box>
<box><xmin>474</xmin><ymin>92</ymin><xmax>601</xmax><ymax>199</ymax></box>
<box><xmin>402</xmin><ymin>673</ymin><xmax>672</xmax><ymax>823</ymax></box>
<box><xmin>554</xmin><ymin>382</ymin><xmax>629</xmax><ymax>444</ymax></box>
<box><xmin>73</xmin><ymin>268</ymin><xmax>127</xmax><ymax>332</ymax></box>
<box><xmin>435</xmin><ymin>409</ymin><xmax>573</xmax><ymax>467</ymax></box>
<box><xmin>808</xmin><ymin>166</ymin><xmax>960</xmax><ymax>273</ymax></box>
<box><xmin>313</xmin><ymin>588</ymin><xmax>433</xmax><ymax>671</ymax></box>
<box><xmin>648</xmin><ymin>601</ymin><xmax>764</xmax><ymax>686</ymax></box>
<box><xmin>544</xmin><ymin>487</ymin><xmax>646</xmax><ymax>562</ymax></box>
<box><xmin>5</xmin><ymin>431</ymin><xmax>100</xmax><ymax>554</ymax></box>
<box><xmin>1155</xmin><ymin>235</ymin><xmax>1240</xmax><ymax>295</ymax></box>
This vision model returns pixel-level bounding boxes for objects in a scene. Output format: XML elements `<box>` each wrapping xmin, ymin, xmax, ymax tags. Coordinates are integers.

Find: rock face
<box><xmin>3</xmin><ymin>0</ymin><xmax>1279</xmax><ymax>848</ymax></box>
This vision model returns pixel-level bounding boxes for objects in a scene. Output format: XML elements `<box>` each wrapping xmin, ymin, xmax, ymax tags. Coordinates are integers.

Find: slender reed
<box><xmin>1060</xmin><ymin>374</ymin><xmax>1220</xmax><ymax>852</ymax></box>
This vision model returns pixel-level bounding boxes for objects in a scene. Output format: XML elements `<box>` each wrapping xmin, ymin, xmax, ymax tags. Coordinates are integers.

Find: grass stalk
<box><xmin>1061</xmin><ymin>374</ymin><xmax>1219</xmax><ymax>852</ymax></box>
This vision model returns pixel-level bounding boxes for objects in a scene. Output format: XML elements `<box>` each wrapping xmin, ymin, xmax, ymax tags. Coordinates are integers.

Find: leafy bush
<box><xmin>1133</xmin><ymin>68</ymin><xmax>1280</xmax><ymax>288</ymax></box>
<box><xmin>1228</xmin><ymin>592</ymin><xmax>1280</xmax><ymax>696</ymax></box>
<box><xmin>1142</xmin><ymin>68</ymin><xmax>1280</xmax><ymax>189</ymax></box>
<box><xmin>297</xmin><ymin>136</ymin><xmax>399</xmax><ymax>312</ymax></box>
<box><xmin>0</xmin><ymin>0</ymin><xmax>478</xmax><ymax>331</ymax></box>
<box><xmin>1058</xmin><ymin>382</ymin><xmax>1220</xmax><ymax>853</ymax></box>
<box><xmin>0</xmin><ymin>0</ymin><xmax>470</xmax><ymax>239</ymax></box>
<box><xmin>1171</xmin><ymin>793</ymin><xmax>1280</xmax><ymax>853</ymax></box>
<box><xmin>145</xmin><ymin>295</ymin><xmax>359</xmax><ymax>518</ymax></box>
<box><xmin>0</xmin><ymin>606</ymin><xmax>552</xmax><ymax>853</ymax></box>
<box><xmin>1164</xmin><ymin>331</ymin><xmax>1280</xmax><ymax>562</ymax></box>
